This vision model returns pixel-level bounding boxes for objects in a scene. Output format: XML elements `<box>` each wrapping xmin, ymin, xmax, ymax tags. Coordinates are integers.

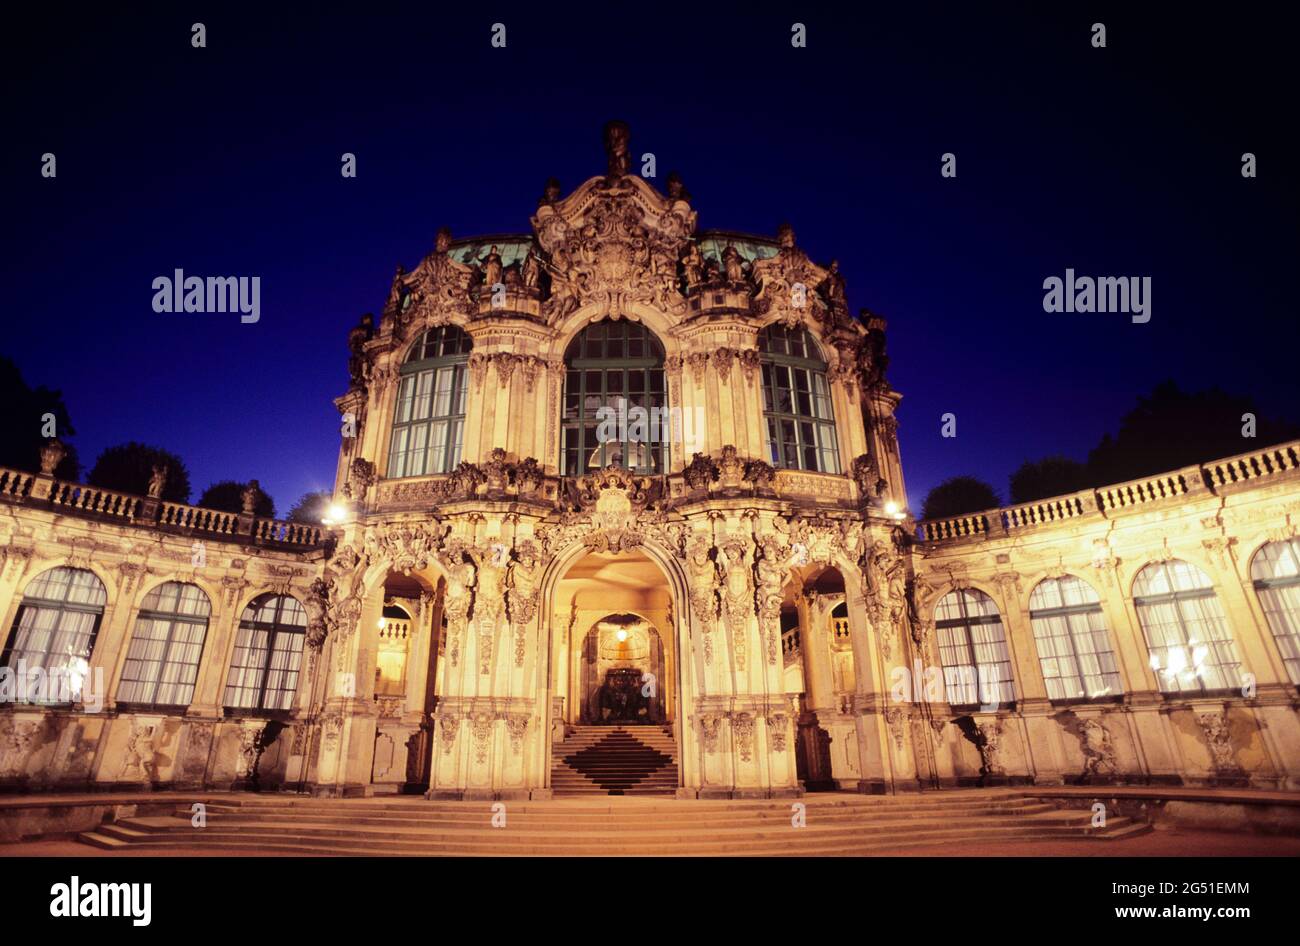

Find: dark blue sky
<box><xmin>4</xmin><ymin>4</ymin><xmax>1295</xmax><ymax>516</ymax></box>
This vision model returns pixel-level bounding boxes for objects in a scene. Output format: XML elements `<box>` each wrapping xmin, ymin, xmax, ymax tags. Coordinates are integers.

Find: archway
<box><xmin>550</xmin><ymin>546</ymin><xmax>680</xmax><ymax>729</ymax></box>
<box><xmin>541</xmin><ymin>541</ymin><xmax>689</xmax><ymax>795</ymax></box>
<box><xmin>783</xmin><ymin>564</ymin><xmax>852</xmax><ymax>791</ymax></box>
<box><xmin>366</xmin><ymin>566</ymin><xmax>442</xmax><ymax>794</ymax></box>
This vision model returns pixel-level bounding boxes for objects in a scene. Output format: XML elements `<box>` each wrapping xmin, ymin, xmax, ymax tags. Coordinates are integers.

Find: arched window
<box><xmin>387</xmin><ymin>325</ymin><xmax>472</xmax><ymax>478</ymax></box>
<box><xmin>223</xmin><ymin>594</ymin><xmax>307</xmax><ymax>713</ymax></box>
<box><xmin>2</xmin><ymin>567</ymin><xmax>107</xmax><ymax>704</ymax></box>
<box><xmin>561</xmin><ymin>320</ymin><xmax>667</xmax><ymax>474</ymax></box>
<box><xmin>758</xmin><ymin>325</ymin><xmax>839</xmax><ymax>474</ymax></box>
<box><xmin>1250</xmin><ymin>538</ymin><xmax>1300</xmax><ymax>685</ymax></box>
<box><xmin>934</xmin><ymin>588</ymin><xmax>1015</xmax><ymax>706</ymax></box>
<box><xmin>1132</xmin><ymin>560</ymin><xmax>1239</xmax><ymax>693</ymax></box>
<box><xmin>116</xmin><ymin>582</ymin><xmax>211</xmax><ymax>708</ymax></box>
<box><xmin>1029</xmin><ymin>575</ymin><xmax>1122</xmax><ymax>701</ymax></box>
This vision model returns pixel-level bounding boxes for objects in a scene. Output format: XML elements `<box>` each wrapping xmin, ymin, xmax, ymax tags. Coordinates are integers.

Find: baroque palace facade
<box><xmin>3</xmin><ymin>124</ymin><xmax>1300</xmax><ymax>800</ymax></box>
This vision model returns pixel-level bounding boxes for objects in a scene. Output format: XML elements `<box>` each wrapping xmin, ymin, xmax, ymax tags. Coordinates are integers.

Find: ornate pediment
<box><xmin>532</xmin><ymin>172</ymin><xmax>696</xmax><ymax>320</ymax></box>
<box><xmin>398</xmin><ymin>227</ymin><xmax>475</xmax><ymax>329</ymax></box>
<box><xmin>749</xmin><ymin>224</ymin><xmax>834</xmax><ymax>328</ymax></box>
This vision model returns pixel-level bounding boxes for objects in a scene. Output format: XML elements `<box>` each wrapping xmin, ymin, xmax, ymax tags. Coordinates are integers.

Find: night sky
<box><xmin>4</xmin><ymin>4</ymin><xmax>1295</xmax><ymax>516</ymax></box>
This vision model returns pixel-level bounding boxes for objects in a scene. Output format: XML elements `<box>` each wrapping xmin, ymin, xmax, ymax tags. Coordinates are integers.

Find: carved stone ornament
<box><xmin>364</xmin><ymin>519</ymin><xmax>447</xmax><ymax>576</ymax></box>
<box><xmin>883</xmin><ymin>706</ymin><xmax>907</xmax><ymax>752</ymax></box>
<box><xmin>767</xmin><ymin>712</ymin><xmax>791</xmax><ymax>753</ymax></box>
<box><xmin>1080</xmin><ymin>718</ymin><xmax>1117</xmax><ymax>777</ymax></box>
<box><xmin>437</xmin><ymin>712</ymin><xmax>461</xmax><ymax>754</ymax></box>
<box><xmin>1196</xmin><ymin>709</ymin><xmax>1242</xmax><ymax>775</ymax></box>
<box><xmin>719</xmin><ymin>535</ymin><xmax>755</xmax><ymax>671</ymax></box>
<box><xmin>975</xmin><ymin>720</ymin><xmax>1005</xmax><ymax>776</ymax></box>
<box><xmin>400</xmin><ymin>227</ymin><xmax>474</xmax><ymax>327</ymax></box>
<box><xmin>732</xmin><ymin>712</ymin><xmax>756</xmax><ymax>763</ymax></box>
<box><xmin>530</xmin><ymin>159</ymin><xmax>696</xmax><ymax>320</ymax></box>
<box><xmin>344</xmin><ymin>457</ymin><xmax>376</xmax><ymax>501</ymax></box>
<box><xmin>749</xmin><ymin>223</ymin><xmax>834</xmax><ymax>328</ymax></box>
<box><xmin>698</xmin><ymin>714</ymin><xmax>723</xmax><ymax>754</ymax></box>
<box><xmin>470</xmin><ymin>712</ymin><xmax>494</xmax><ymax>764</ymax></box>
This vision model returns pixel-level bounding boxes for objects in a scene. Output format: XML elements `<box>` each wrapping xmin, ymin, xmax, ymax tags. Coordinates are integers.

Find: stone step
<box><xmin>197</xmin><ymin>792</ymin><xmax>1041</xmax><ymax>818</ymax></box>
<box><xmin>78</xmin><ymin>787</ymin><xmax>1151</xmax><ymax>855</ymax></box>
<box><xmin>556</xmin><ymin>727</ymin><xmax>678</xmax><ymax>793</ymax></box>
<box><xmin>79</xmin><ymin>815</ymin><xmax>1147</xmax><ymax>856</ymax></box>
<box><xmin>113</xmin><ymin>807</ymin><xmax>1128</xmax><ymax>841</ymax></box>
<box><xmin>168</xmin><ymin>802</ymin><xmax>1066</xmax><ymax>831</ymax></box>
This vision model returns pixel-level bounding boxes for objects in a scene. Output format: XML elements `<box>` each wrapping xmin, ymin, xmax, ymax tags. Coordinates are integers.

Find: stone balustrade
<box><xmin>1203</xmin><ymin>441</ymin><xmax>1300</xmax><ymax>488</ymax></box>
<box><xmin>48</xmin><ymin>482</ymin><xmax>142</xmax><ymax>520</ymax></box>
<box><xmin>0</xmin><ymin>466</ymin><xmax>324</xmax><ymax>549</ymax></box>
<box><xmin>919</xmin><ymin>512</ymin><xmax>990</xmax><ymax>542</ymax></box>
<box><xmin>0</xmin><ymin>469</ymin><xmax>35</xmax><ymax>499</ymax></box>
<box><xmin>158</xmin><ymin>501</ymin><xmax>239</xmax><ymax>534</ymax></box>
<box><xmin>918</xmin><ymin>438</ymin><xmax>1300</xmax><ymax>544</ymax></box>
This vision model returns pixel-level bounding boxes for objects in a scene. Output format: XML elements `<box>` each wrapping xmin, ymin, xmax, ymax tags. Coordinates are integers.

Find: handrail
<box><xmin>917</xmin><ymin>438</ymin><xmax>1300</xmax><ymax>543</ymax></box>
<box><xmin>0</xmin><ymin>466</ymin><xmax>326</xmax><ymax>550</ymax></box>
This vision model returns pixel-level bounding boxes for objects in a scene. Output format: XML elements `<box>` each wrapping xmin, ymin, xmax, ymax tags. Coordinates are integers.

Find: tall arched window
<box><xmin>387</xmin><ymin>325</ymin><xmax>472</xmax><ymax>478</ymax></box>
<box><xmin>223</xmin><ymin>594</ymin><xmax>307</xmax><ymax>713</ymax></box>
<box><xmin>1250</xmin><ymin>538</ymin><xmax>1300</xmax><ymax>685</ymax></box>
<box><xmin>1029</xmin><ymin>575</ymin><xmax>1122</xmax><ymax>701</ymax></box>
<box><xmin>934</xmin><ymin>588</ymin><xmax>1015</xmax><ymax>706</ymax></box>
<box><xmin>1132</xmin><ymin>560</ymin><xmax>1239</xmax><ymax>693</ymax></box>
<box><xmin>758</xmin><ymin>325</ymin><xmax>839</xmax><ymax>474</ymax></box>
<box><xmin>116</xmin><ymin>582</ymin><xmax>211</xmax><ymax>708</ymax></box>
<box><xmin>2</xmin><ymin>567</ymin><xmax>107</xmax><ymax>703</ymax></box>
<box><xmin>561</xmin><ymin>320</ymin><xmax>667</xmax><ymax>474</ymax></box>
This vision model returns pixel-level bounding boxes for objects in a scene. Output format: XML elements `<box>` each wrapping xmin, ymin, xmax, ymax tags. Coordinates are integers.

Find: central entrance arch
<box><xmin>540</xmin><ymin>540</ymin><xmax>691</xmax><ymax>793</ymax></box>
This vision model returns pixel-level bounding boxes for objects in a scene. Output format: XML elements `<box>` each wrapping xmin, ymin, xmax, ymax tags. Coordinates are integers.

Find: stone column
<box><xmin>797</xmin><ymin>588</ymin><xmax>854</xmax><ymax>791</ymax></box>
<box><xmin>311</xmin><ymin>576</ymin><xmax>384</xmax><ymax>796</ymax></box>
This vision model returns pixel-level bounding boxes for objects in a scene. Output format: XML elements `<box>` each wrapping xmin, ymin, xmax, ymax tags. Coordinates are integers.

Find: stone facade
<box><xmin>2</xmin><ymin>126</ymin><xmax>1298</xmax><ymax>799</ymax></box>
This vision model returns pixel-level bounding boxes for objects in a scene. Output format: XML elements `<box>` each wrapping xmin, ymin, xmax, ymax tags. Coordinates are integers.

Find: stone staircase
<box><xmin>77</xmin><ymin>790</ymin><xmax>1150</xmax><ymax>856</ymax></box>
<box><xmin>552</xmin><ymin>724</ymin><xmax>678</xmax><ymax>796</ymax></box>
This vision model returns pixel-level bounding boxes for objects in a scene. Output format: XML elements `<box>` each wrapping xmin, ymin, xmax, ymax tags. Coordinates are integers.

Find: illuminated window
<box><xmin>1250</xmin><ymin>538</ymin><xmax>1300</xmax><ymax>685</ymax></box>
<box><xmin>1</xmin><ymin>567</ymin><xmax>106</xmax><ymax>704</ymax></box>
<box><xmin>223</xmin><ymin>594</ymin><xmax>307</xmax><ymax>713</ymax></box>
<box><xmin>117</xmin><ymin>582</ymin><xmax>211</xmax><ymax>708</ymax></box>
<box><xmin>758</xmin><ymin>325</ymin><xmax>839</xmax><ymax>473</ymax></box>
<box><xmin>1029</xmin><ymin>575</ymin><xmax>1122</xmax><ymax>701</ymax></box>
<box><xmin>1132</xmin><ymin>560</ymin><xmax>1239</xmax><ymax>693</ymax></box>
<box><xmin>387</xmin><ymin>325</ymin><xmax>472</xmax><ymax>478</ymax></box>
<box><xmin>934</xmin><ymin>588</ymin><xmax>1015</xmax><ymax>706</ymax></box>
<box><xmin>561</xmin><ymin>320</ymin><xmax>667</xmax><ymax>474</ymax></box>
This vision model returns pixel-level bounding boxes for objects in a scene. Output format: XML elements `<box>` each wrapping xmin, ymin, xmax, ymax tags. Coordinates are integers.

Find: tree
<box><xmin>88</xmin><ymin>442</ymin><xmax>190</xmax><ymax>503</ymax></box>
<box><xmin>921</xmin><ymin>476</ymin><xmax>1001</xmax><ymax>521</ymax></box>
<box><xmin>287</xmin><ymin>490</ymin><xmax>333</xmax><ymax>524</ymax></box>
<box><xmin>1085</xmin><ymin>381</ymin><xmax>1300</xmax><ymax>486</ymax></box>
<box><xmin>1009</xmin><ymin>455</ymin><xmax>1091</xmax><ymax>504</ymax></box>
<box><xmin>198</xmin><ymin>480</ymin><xmax>275</xmax><ymax>518</ymax></box>
<box><xmin>0</xmin><ymin>355</ymin><xmax>81</xmax><ymax>480</ymax></box>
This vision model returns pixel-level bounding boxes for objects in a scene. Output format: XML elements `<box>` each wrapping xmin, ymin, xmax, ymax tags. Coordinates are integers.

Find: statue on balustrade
<box><xmin>148</xmin><ymin>464</ymin><xmax>168</xmax><ymax>499</ymax></box>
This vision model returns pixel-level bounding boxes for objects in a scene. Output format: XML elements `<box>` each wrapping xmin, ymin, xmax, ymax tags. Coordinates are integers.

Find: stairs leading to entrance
<box><xmin>552</xmin><ymin>724</ymin><xmax>678</xmax><ymax>795</ymax></box>
<box><xmin>76</xmin><ymin>790</ymin><xmax>1151</xmax><ymax>856</ymax></box>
